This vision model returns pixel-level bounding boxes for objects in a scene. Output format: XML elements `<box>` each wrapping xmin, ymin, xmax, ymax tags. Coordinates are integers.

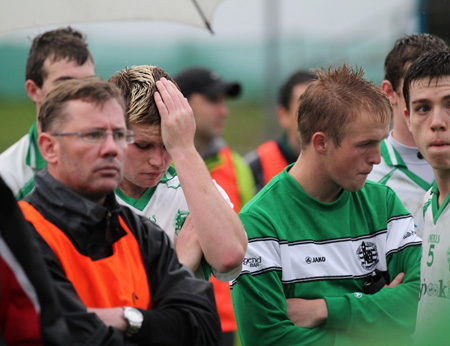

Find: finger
<box><xmin>156</xmin><ymin>79</ymin><xmax>176</xmax><ymax>112</ymax></box>
<box><xmin>161</xmin><ymin>78</ymin><xmax>184</xmax><ymax>110</ymax></box>
<box><xmin>154</xmin><ymin>91</ymin><xmax>168</xmax><ymax>119</ymax></box>
<box><xmin>387</xmin><ymin>272</ymin><xmax>405</xmax><ymax>288</ymax></box>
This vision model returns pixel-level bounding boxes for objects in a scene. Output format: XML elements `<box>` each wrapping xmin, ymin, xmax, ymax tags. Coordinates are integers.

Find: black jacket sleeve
<box><xmin>122</xmin><ymin>210</ymin><xmax>222</xmax><ymax>346</ymax></box>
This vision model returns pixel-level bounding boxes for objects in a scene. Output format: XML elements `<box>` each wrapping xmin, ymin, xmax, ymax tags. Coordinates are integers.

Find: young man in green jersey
<box><xmin>230</xmin><ymin>65</ymin><xmax>422</xmax><ymax>345</ymax></box>
<box><xmin>403</xmin><ymin>50</ymin><xmax>450</xmax><ymax>345</ymax></box>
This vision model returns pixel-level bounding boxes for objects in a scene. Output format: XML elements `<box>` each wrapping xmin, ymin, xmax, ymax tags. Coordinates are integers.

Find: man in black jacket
<box><xmin>18</xmin><ymin>77</ymin><xmax>221</xmax><ymax>345</ymax></box>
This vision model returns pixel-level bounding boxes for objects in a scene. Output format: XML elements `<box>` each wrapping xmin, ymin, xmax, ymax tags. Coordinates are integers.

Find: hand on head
<box><xmin>154</xmin><ymin>78</ymin><xmax>196</xmax><ymax>156</ymax></box>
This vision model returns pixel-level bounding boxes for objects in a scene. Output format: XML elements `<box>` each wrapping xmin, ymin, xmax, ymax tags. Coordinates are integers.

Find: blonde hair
<box><xmin>109</xmin><ymin>65</ymin><xmax>178</xmax><ymax>126</ymax></box>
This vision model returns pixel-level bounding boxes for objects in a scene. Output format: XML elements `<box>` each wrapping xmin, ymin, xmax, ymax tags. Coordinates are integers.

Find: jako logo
<box><xmin>243</xmin><ymin>257</ymin><xmax>261</xmax><ymax>267</ymax></box>
<box><xmin>305</xmin><ymin>256</ymin><xmax>326</xmax><ymax>264</ymax></box>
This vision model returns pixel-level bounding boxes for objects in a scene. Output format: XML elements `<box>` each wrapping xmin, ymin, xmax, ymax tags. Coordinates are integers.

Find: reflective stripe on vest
<box><xmin>19</xmin><ymin>201</ymin><xmax>151</xmax><ymax>309</ymax></box>
<box><xmin>208</xmin><ymin>147</ymin><xmax>242</xmax><ymax>212</ymax></box>
<box><xmin>257</xmin><ymin>140</ymin><xmax>288</xmax><ymax>186</ymax></box>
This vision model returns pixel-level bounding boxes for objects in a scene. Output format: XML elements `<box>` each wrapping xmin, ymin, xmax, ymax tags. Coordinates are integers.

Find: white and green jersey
<box><xmin>414</xmin><ymin>183</ymin><xmax>450</xmax><ymax>345</ymax></box>
<box><xmin>115</xmin><ymin>166</ymin><xmax>239</xmax><ymax>282</ymax></box>
<box><xmin>231</xmin><ymin>164</ymin><xmax>421</xmax><ymax>346</ymax></box>
<box><xmin>368</xmin><ymin>137</ymin><xmax>433</xmax><ymax>238</ymax></box>
<box><xmin>0</xmin><ymin>122</ymin><xmax>44</xmax><ymax>199</ymax></box>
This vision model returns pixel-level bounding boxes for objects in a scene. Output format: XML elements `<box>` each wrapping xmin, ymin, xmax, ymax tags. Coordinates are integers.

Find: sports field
<box><xmin>0</xmin><ymin>99</ymin><xmax>271</xmax><ymax>156</ymax></box>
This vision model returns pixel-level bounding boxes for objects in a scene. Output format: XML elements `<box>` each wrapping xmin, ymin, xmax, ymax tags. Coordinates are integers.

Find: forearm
<box><xmin>325</xmin><ymin>248</ymin><xmax>421</xmax><ymax>336</ymax></box>
<box><xmin>232</xmin><ymin>273</ymin><xmax>333</xmax><ymax>345</ymax></box>
<box><xmin>171</xmin><ymin>146</ymin><xmax>247</xmax><ymax>273</ymax></box>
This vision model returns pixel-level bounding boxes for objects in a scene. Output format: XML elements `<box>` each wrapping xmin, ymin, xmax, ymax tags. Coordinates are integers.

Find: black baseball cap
<box><xmin>174</xmin><ymin>67</ymin><xmax>241</xmax><ymax>100</ymax></box>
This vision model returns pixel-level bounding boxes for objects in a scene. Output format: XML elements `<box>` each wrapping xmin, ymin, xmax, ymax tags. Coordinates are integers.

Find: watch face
<box><xmin>124</xmin><ymin>307</ymin><xmax>143</xmax><ymax>336</ymax></box>
<box><xmin>126</xmin><ymin>308</ymin><xmax>144</xmax><ymax>323</ymax></box>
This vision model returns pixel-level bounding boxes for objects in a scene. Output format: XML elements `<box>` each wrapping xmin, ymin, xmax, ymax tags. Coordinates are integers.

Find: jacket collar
<box><xmin>29</xmin><ymin>168</ymin><xmax>123</xmax><ymax>235</ymax></box>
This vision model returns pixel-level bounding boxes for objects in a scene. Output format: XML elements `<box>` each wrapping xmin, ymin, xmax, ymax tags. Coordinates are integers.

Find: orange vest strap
<box><xmin>257</xmin><ymin>141</ymin><xmax>288</xmax><ymax>185</ymax></box>
<box><xmin>209</xmin><ymin>147</ymin><xmax>242</xmax><ymax>212</ymax></box>
<box><xmin>18</xmin><ymin>201</ymin><xmax>151</xmax><ymax>309</ymax></box>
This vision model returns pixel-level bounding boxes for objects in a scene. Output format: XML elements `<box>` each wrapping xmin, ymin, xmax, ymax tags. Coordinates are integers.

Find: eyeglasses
<box><xmin>51</xmin><ymin>129</ymin><xmax>136</xmax><ymax>144</ymax></box>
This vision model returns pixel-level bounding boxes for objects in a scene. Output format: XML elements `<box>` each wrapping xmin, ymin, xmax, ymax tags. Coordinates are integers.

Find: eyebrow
<box><xmin>55</xmin><ymin>76</ymin><xmax>74</xmax><ymax>83</ymax></box>
<box><xmin>411</xmin><ymin>94</ymin><xmax>450</xmax><ymax>104</ymax></box>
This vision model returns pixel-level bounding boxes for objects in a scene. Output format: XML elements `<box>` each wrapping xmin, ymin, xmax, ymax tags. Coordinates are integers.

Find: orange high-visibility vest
<box><xmin>208</xmin><ymin>147</ymin><xmax>242</xmax><ymax>212</ymax></box>
<box><xmin>257</xmin><ymin>140</ymin><xmax>288</xmax><ymax>186</ymax></box>
<box><xmin>19</xmin><ymin>201</ymin><xmax>151</xmax><ymax>309</ymax></box>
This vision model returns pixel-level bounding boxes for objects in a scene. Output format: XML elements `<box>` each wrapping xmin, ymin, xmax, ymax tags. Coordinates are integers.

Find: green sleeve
<box><xmin>325</xmin><ymin>189</ymin><xmax>421</xmax><ymax>343</ymax></box>
<box><xmin>231</xmin><ymin>211</ymin><xmax>335</xmax><ymax>345</ymax></box>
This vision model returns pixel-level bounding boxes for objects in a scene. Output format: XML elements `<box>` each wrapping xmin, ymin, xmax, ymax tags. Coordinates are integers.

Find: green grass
<box><xmin>0</xmin><ymin>99</ymin><xmax>271</xmax><ymax>156</ymax></box>
<box><xmin>0</xmin><ymin>98</ymin><xmax>35</xmax><ymax>152</ymax></box>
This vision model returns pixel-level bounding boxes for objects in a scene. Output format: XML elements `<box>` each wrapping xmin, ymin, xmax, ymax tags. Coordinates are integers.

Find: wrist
<box><xmin>123</xmin><ymin>306</ymin><xmax>143</xmax><ymax>337</ymax></box>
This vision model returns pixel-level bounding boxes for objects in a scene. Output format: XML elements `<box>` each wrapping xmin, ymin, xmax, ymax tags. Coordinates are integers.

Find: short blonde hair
<box><xmin>109</xmin><ymin>65</ymin><xmax>178</xmax><ymax>127</ymax></box>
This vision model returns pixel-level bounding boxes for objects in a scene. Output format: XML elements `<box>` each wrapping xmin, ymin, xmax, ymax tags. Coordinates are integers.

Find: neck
<box><xmin>119</xmin><ymin>179</ymin><xmax>147</xmax><ymax>200</ymax></box>
<box><xmin>434</xmin><ymin>169</ymin><xmax>450</xmax><ymax>208</ymax></box>
<box><xmin>287</xmin><ymin>132</ymin><xmax>301</xmax><ymax>155</ymax></box>
<box><xmin>36</xmin><ymin>105</ymin><xmax>42</xmax><ymax>135</ymax></box>
<box><xmin>289</xmin><ymin>152</ymin><xmax>342</xmax><ymax>203</ymax></box>
<box><xmin>392</xmin><ymin>111</ymin><xmax>416</xmax><ymax>147</ymax></box>
<box><xmin>194</xmin><ymin>136</ymin><xmax>211</xmax><ymax>157</ymax></box>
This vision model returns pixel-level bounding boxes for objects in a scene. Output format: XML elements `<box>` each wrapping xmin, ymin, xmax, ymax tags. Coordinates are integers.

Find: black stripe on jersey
<box><xmin>282</xmin><ymin>272</ymin><xmax>374</xmax><ymax>285</ymax></box>
<box><xmin>387</xmin><ymin>213</ymin><xmax>412</xmax><ymax>223</ymax></box>
<box><xmin>386</xmin><ymin>240</ymin><xmax>422</xmax><ymax>257</ymax></box>
<box><xmin>248</xmin><ymin>229</ymin><xmax>388</xmax><ymax>246</ymax></box>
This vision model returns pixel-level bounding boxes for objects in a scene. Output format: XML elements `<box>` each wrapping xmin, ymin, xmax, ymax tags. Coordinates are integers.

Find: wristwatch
<box><xmin>123</xmin><ymin>306</ymin><xmax>144</xmax><ymax>337</ymax></box>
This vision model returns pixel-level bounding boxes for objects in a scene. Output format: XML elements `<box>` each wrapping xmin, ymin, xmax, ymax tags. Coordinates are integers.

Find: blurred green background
<box><xmin>0</xmin><ymin>98</ymin><xmax>265</xmax><ymax>155</ymax></box>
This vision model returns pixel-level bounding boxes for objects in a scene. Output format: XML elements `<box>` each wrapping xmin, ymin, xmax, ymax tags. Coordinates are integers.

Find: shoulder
<box><xmin>358</xmin><ymin>181</ymin><xmax>410</xmax><ymax>216</ymax></box>
<box><xmin>0</xmin><ymin>134</ymin><xmax>29</xmax><ymax>163</ymax></box>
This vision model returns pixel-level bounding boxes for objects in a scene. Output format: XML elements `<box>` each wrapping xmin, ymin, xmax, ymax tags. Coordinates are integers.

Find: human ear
<box><xmin>404</xmin><ymin>108</ymin><xmax>412</xmax><ymax>132</ymax></box>
<box><xmin>381</xmin><ymin>80</ymin><xmax>398</xmax><ymax>106</ymax></box>
<box><xmin>25</xmin><ymin>80</ymin><xmax>43</xmax><ymax>105</ymax></box>
<box><xmin>312</xmin><ymin>132</ymin><xmax>327</xmax><ymax>155</ymax></box>
<box><xmin>38</xmin><ymin>133</ymin><xmax>58</xmax><ymax>164</ymax></box>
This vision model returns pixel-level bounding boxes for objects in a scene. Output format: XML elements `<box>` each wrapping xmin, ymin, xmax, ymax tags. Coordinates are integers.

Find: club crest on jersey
<box><xmin>356</xmin><ymin>241</ymin><xmax>379</xmax><ymax>271</ymax></box>
<box><xmin>173</xmin><ymin>209</ymin><xmax>189</xmax><ymax>235</ymax></box>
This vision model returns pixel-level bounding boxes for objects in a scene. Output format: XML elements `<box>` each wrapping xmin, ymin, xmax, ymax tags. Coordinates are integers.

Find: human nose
<box><xmin>368</xmin><ymin>144</ymin><xmax>381</xmax><ymax>165</ymax></box>
<box><xmin>100</xmin><ymin>132</ymin><xmax>120</xmax><ymax>156</ymax></box>
<box><xmin>217</xmin><ymin>101</ymin><xmax>229</xmax><ymax>118</ymax></box>
<box><xmin>148</xmin><ymin>146</ymin><xmax>166</xmax><ymax>167</ymax></box>
<box><xmin>430</xmin><ymin>108</ymin><xmax>447</xmax><ymax>132</ymax></box>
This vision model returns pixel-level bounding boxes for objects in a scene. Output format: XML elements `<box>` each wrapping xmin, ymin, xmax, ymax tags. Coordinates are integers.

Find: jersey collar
<box><xmin>25</xmin><ymin>121</ymin><xmax>46</xmax><ymax>170</ymax></box>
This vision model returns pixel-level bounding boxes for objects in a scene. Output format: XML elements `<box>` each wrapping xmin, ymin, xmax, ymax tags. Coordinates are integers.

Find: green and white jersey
<box><xmin>0</xmin><ymin>122</ymin><xmax>44</xmax><ymax>199</ymax></box>
<box><xmin>231</xmin><ymin>164</ymin><xmax>421</xmax><ymax>346</ymax></box>
<box><xmin>415</xmin><ymin>183</ymin><xmax>450</xmax><ymax>345</ymax></box>
<box><xmin>115</xmin><ymin>166</ymin><xmax>239</xmax><ymax>282</ymax></box>
<box><xmin>368</xmin><ymin>137</ymin><xmax>433</xmax><ymax>238</ymax></box>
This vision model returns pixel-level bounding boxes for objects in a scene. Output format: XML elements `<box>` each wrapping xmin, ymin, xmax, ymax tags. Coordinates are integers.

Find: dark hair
<box><xmin>278</xmin><ymin>70</ymin><xmax>316</xmax><ymax>110</ymax></box>
<box><xmin>384</xmin><ymin>33</ymin><xmax>448</xmax><ymax>93</ymax></box>
<box><xmin>109</xmin><ymin>65</ymin><xmax>177</xmax><ymax>127</ymax></box>
<box><xmin>25</xmin><ymin>27</ymin><xmax>93</xmax><ymax>87</ymax></box>
<box><xmin>39</xmin><ymin>77</ymin><xmax>125</xmax><ymax>133</ymax></box>
<box><xmin>403</xmin><ymin>50</ymin><xmax>450</xmax><ymax>111</ymax></box>
<box><xmin>298</xmin><ymin>65</ymin><xmax>391</xmax><ymax>148</ymax></box>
